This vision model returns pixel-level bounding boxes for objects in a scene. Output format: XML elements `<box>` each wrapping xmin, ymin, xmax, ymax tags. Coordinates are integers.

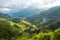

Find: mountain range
<box><xmin>0</xmin><ymin>6</ymin><xmax>60</xmax><ymax>40</ymax></box>
<box><xmin>9</xmin><ymin>8</ymin><xmax>43</xmax><ymax>19</ymax></box>
<box><xmin>26</xmin><ymin>6</ymin><xmax>60</xmax><ymax>23</ymax></box>
<box><xmin>0</xmin><ymin>6</ymin><xmax>60</xmax><ymax>24</ymax></box>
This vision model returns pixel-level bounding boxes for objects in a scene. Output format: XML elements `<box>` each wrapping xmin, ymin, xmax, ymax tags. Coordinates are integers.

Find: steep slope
<box><xmin>0</xmin><ymin>18</ymin><xmax>38</xmax><ymax>40</ymax></box>
<box><xmin>0</xmin><ymin>19</ymin><xmax>20</xmax><ymax>40</ymax></box>
<box><xmin>26</xmin><ymin>6</ymin><xmax>60</xmax><ymax>24</ymax></box>
<box><xmin>40</xmin><ymin>6</ymin><xmax>60</xmax><ymax>20</ymax></box>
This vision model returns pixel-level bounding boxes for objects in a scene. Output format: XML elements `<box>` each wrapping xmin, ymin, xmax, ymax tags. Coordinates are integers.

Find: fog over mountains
<box><xmin>0</xmin><ymin>0</ymin><xmax>60</xmax><ymax>21</ymax></box>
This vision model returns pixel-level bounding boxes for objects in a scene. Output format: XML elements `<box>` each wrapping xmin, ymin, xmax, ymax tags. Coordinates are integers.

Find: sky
<box><xmin>0</xmin><ymin>0</ymin><xmax>60</xmax><ymax>13</ymax></box>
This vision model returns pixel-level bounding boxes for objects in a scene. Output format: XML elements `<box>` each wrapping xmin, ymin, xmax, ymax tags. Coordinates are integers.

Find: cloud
<box><xmin>0</xmin><ymin>8</ymin><xmax>11</xmax><ymax>11</ymax></box>
<box><xmin>22</xmin><ymin>0</ymin><xmax>59</xmax><ymax>9</ymax></box>
<box><xmin>40</xmin><ymin>0</ymin><xmax>60</xmax><ymax>9</ymax></box>
<box><xmin>0</xmin><ymin>0</ymin><xmax>56</xmax><ymax>8</ymax></box>
<box><xmin>0</xmin><ymin>8</ymin><xmax>11</xmax><ymax>13</ymax></box>
<box><xmin>0</xmin><ymin>0</ymin><xmax>60</xmax><ymax>13</ymax></box>
<box><xmin>29</xmin><ymin>0</ymin><xmax>56</xmax><ymax>6</ymax></box>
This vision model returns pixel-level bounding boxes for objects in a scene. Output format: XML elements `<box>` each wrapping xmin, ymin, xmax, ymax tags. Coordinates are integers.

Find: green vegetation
<box><xmin>17</xmin><ymin>28</ymin><xmax>60</xmax><ymax>40</ymax></box>
<box><xmin>0</xmin><ymin>18</ymin><xmax>60</xmax><ymax>40</ymax></box>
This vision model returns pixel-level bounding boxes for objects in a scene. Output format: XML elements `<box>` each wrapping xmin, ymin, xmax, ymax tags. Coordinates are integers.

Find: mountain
<box><xmin>0</xmin><ymin>18</ymin><xmax>38</xmax><ymax>40</ymax></box>
<box><xmin>26</xmin><ymin>6</ymin><xmax>60</xmax><ymax>24</ymax></box>
<box><xmin>0</xmin><ymin>12</ymin><xmax>21</xmax><ymax>23</ymax></box>
<box><xmin>0</xmin><ymin>19</ymin><xmax>20</xmax><ymax>40</ymax></box>
<box><xmin>0</xmin><ymin>12</ymin><xmax>11</xmax><ymax>19</ymax></box>
<box><xmin>0</xmin><ymin>7</ymin><xmax>60</xmax><ymax>40</ymax></box>
<box><xmin>0</xmin><ymin>18</ymin><xmax>60</xmax><ymax>40</ymax></box>
<box><xmin>40</xmin><ymin>6</ymin><xmax>60</xmax><ymax>20</ymax></box>
<box><xmin>9</xmin><ymin>8</ymin><xmax>43</xmax><ymax>19</ymax></box>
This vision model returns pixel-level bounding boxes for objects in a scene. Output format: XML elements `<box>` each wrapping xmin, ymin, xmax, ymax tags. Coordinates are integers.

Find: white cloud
<box><xmin>30</xmin><ymin>0</ymin><xmax>56</xmax><ymax>6</ymax></box>
<box><xmin>0</xmin><ymin>8</ymin><xmax>11</xmax><ymax>13</ymax></box>
<box><xmin>22</xmin><ymin>0</ymin><xmax>59</xmax><ymax>9</ymax></box>
<box><xmin>23</xmin><ymin>2</ymin><xmax>32</xmax><ymax>8</ymax></box>
<box><xmin>40</xmin><ymin>0</ymin><xmax>60</xmax><ymax>9</ymax></box>
<box><xmin>31</xmin><ymin>0</ymin><xmax>45</xmax><ymax>5</ymax></box>
<box><xmin>0</xmin><ymin>0</ymin><xmax>60</xmax><ymax>12</ymax></box>
<box><xmin>1</xmin><ymin>8</ymin><xmax>11</xmax><ymax>11</ymax></box>
<box><xmin>0</xmin><ymin>0</ymin><xmax>56</xmax><ymax>8</ymax></box>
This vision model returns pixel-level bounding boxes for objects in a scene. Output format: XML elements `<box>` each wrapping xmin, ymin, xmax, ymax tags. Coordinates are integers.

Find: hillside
<box><xmin>26</xmin><ymin>6</ymin><xmax>60</xmax><ymax>26</ymax></box>
<box><xmin>0</xmin><ymin>0</ymin><xmax>60</xmax><ymax>40</ymax></box>
<box><xmin>0</xmin><ymin>6</ymin><xmax>60</xmax><ymax>40</ymax></box>
<box><xmin>0</xmin><ymin>12</ymin><xmax>11</xmax><ymax>19</ymax></box>
<box><xmin>0</xmin><ymin>18</ymin><xmax>60</xmax><ymax>40</ymax></box>
<box><xmin>0</xmin><ymin>18</ymin><xmax>38</xmax><ymax>40</ymax></box>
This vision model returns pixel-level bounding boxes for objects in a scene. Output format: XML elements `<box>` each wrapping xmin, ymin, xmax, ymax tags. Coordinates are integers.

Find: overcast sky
<box><xmin>0</xmin><ymin>0</ymin><xmax>60</xmax><ymax>13</ymax></box>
